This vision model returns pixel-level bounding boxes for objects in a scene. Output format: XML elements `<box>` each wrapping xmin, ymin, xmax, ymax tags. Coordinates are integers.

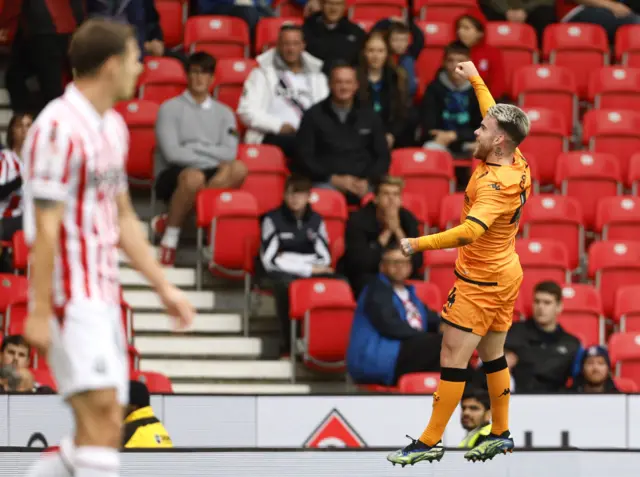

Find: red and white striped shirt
<box><xmin>0</xmin><ymin>149</ymin><xmax>23</xmax><ymax>218</ymax></box>
<box><xmin>22</xmin><ymin>84</ymin><xmax>129</xmax><ymax>307</ymax></box>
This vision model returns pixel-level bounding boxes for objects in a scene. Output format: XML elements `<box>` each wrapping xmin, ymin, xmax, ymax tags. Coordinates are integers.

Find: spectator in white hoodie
<box><xmin>237</xmin><ymin>24</ymin><xmax>328</xmax><ymax>160</ymax></box>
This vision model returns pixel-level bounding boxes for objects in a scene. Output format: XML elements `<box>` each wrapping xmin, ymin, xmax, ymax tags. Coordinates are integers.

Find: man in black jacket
<box><xmin>344</xmin><ymin>176</ymin><xmax>422</xmax><ymax>296</ymax></box>
<box><xmin>259</xmin><ymin>175</ymin><xmax>334</xmax><ymax>356</ymax></box>
<box><xmin>295</xmin><ymin>62</ymin><xmax>391</xmax><ymax>206</ymax></box>
<box><xmin>505</xmin><ymin>281</ymin><xmax>582</xmax><ymax>393</ymax></box>
<box><xmin>303</xmin><ymin>0</ymin><xmax>366</xmax><ymax>74</ymax></box>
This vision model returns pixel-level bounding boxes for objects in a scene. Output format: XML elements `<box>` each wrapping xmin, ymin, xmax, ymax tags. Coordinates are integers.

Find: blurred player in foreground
<box><xmin>21</xmin><ymin>19</ymin><xmax>194</xmax><ymax>477</ymax></box>
<box><xmin>387</xmin><ymin>61</ymin><xmax>531</xmax><ymax>466</ymax></box>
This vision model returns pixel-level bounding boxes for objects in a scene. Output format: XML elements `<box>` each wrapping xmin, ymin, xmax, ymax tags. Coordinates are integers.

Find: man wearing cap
<box><xmin>122</xmin><ymin>380</ymin><xmax>173</xmax><ymax>448</ymax></box>
<box><xmin>570</xmin><ymin>346</ymin><xmax>620</xmax><ymax>394</ymax></box>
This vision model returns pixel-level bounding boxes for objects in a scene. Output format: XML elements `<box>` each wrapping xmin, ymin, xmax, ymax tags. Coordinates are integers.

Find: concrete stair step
<box><xmin>171</xmin><ymin>382</ymin><xmax>310</xmax><ymax>394</ymax></box>
<box><xmin>135</xmin><ymin>336</ymin><xmax>262</xmax><ymax>358</ymax></box>
<box><xmin>123</xmin><ymin>289</ymin><xmax>215</xmax><ymax>310</ymax></box>
<box><xmin>134</xmin><ymin>312</ymin><xmax>242</xmax><ymax>334</ymax></box>
<box><xmin>120</xmin><ymin>267</ymin><xmax>196</xmax><ymax>288</ymax></box>
<box><xmin>141</xmin><ymin>359</ymin><xmax>291</xmax><ymax>380</ymax></box>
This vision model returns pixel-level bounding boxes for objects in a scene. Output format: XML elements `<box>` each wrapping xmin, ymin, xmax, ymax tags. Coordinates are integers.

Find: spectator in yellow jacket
<box><xmin>122</xmin><ymin>380</ymin><xmax>173</xmax><ymax>448</ymax></box>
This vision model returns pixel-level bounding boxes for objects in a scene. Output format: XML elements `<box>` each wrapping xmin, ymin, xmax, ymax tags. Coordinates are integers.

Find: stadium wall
<box><xmin>0</xmin><ymin>449</ymin><xmax>639</xmax><ymax>477</ymax></box>
<box><xmin>3</xmin><ymin>394</ymin><xmax>640</xmax><ymax>448</ymax></box>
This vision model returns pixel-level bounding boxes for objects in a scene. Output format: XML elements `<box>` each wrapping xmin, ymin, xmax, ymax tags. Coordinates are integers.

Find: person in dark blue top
<box><xmin>347</xmin><ymin>243</ymin><xmax>441</xmax><ymax>386</ymax></box>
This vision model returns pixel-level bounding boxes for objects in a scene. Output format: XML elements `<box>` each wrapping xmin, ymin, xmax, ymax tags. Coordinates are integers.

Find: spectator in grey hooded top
<box><xmin>153</xmin><ymin>52</ymin><xmax>247</xmax><ymax>266</ymax></box>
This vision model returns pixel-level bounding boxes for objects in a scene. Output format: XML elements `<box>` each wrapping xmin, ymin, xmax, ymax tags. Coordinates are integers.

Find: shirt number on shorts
<box><xmin>447</xmin><ymin>287</ymin><xmax>457</xmax><ymax>308</ymax></box>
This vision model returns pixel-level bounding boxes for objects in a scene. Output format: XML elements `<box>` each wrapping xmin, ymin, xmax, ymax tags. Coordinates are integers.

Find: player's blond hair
<box><xmin>486</xmin><ymin>103</ymin><xmax>530</xmax><ymax>147</ymax></box>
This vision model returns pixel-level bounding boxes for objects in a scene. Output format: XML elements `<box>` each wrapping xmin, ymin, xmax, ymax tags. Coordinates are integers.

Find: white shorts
<box><xmin>49</xmin><ymin>300</ymin><xmax>129</xmax><ymax>405</ymax></box>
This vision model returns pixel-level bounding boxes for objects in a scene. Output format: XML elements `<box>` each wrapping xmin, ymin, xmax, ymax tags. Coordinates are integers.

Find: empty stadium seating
<box><xmin>348</xmin><ymin>0</ymin><xmax>407</xmax><ymax>22</ymax></box>
<box><xmin>615</xmin><ymin>285</ymin><xmax>640</xmax><ymax>333</ymax></box>
<box><xmin>558</xmin><ymin>284</ymin><xmax>604</xmax><ymax>346</ymax></box>
<box><xmin>132</xmin><ymin>370</ymin><xmax>174</xmax><ymax>393</ymax></box>
<box><xmin>588</xmin><ymin>241</ymin><xmax>640</xmax><ymax>318</ymax></box>
<box><xmin>415</xmin><ymin>22</ymin><xmax>454</xmax><ymax>97</ymax></box>
<box><xmin>615</xmin><ymin>24</ymin><xmax>640</xmax><ymax>67</ymax></box>
<box><xmin>138</xmin><ymin>57</ymin><xmax>187</xmax><ymax>104</ymax></box>
<box><xmin>212</xmin><ymin>58</ymin><xmax>257</xmax><ymax>110</ymax></box>
<box><xmin>596</xmin><ymin>196</ymin><xmax>640</xmax><ymax>241</ymax></box>
<box><xmin>555</xmin><ymin>152</ymin><xmax>622</xmax><ymax>230</ymax></box>
<box><xmin>237</xmin><ymin>144</ymin><xmax>288</xmax><ymax>216</ymax></box>
<box><xmin>397</xmin><ymin>372</ymin><xmax>440</xmax><ymax>393</ymax></box>
<box><xmin>184</xmin><ymin>16</ymin><xmax>250</xmax><ymax>58</ymax></box>
<box><xmin>589</xmin><ymin>67</ymin><xmax>640</xmax><ymax>110</ymax></box>
<box><xmin>521</xmin><ymin>195</ymin><xmax>584</xmax><ymax>271</ymax></box>
<box><xmin>608</xmin><ymin>332</ymin><xmax>640</xmax><ymax>387</ymax></box>
<box><xmin>485</xmin><ymin>22</ymin><xmax>538</xmax><ymax>93</ymax></box>
<box><xmin>423</xmin><ymin>248</ymin><xmax>457</xmax><ymax>299</ymax></box>
<box><xmin>390</xmin><ymin>148</ymin><xmax>455</xmax><ymax>227</ymax></box>
<box><xmin>516</xmin><ymin>239</ymin><xmax>571</xmax><ymax>317</ymax></box>
<box><xmin>406</xmin><ymin>280</ymin><xmax>442</xmax><ymax>311</ymax></box>
<box><xmin>413</xmin><ymin>0</ymin><xmax>476</xmax><ymax>22</ymax></box>
<box><xmin>439</xmin><ymin>192</ymin><xmax>465</xmax><ymax>231</ymax></box>
<box><xmin>289</xmin><ymin>278</ymin><xmax>356</xmax><ymax>382</ymax></box>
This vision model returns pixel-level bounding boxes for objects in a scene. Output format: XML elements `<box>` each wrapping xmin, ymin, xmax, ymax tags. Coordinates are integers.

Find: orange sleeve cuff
<box><xmin>409</xmin><ymin>220</ymin><xmax>486</xmax><ymax>252</ymax></box>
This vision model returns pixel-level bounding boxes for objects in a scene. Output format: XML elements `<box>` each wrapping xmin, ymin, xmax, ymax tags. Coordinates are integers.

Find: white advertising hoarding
<box><xmin>2</xmin><ymin>394</ymin><xmax>637</xmax><ymax>448</ymax></box>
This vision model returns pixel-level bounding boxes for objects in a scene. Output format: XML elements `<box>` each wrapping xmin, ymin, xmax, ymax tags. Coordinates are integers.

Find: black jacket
<box><xmin>295</xmin><ymin>97</ymin><xmax>391</xmax><ymax>183</ymax></box>
<box><xmin>259</xmin><ymin>203</ymin><xmax>331</xmax><ymax>277</ymax></box>
<box><xmin>344</xmin><ymin>202</ymin><xmax>422</xmax><ymax>283</ymax></box>
<box><xmin>358</xmin><ymin>66</ymin><xmax>410</xmax><ymax>140</ymax></box>
<box><xmin>506</xmin><ymin>320</ymin><xmax>581</xmax><ymax>393</ymax></box>
<box><xmin>421</xmin><ymin>71</ymin><xmax>482</xmax><ymax>154</ymax></box>
<box><xmin>303</xmin><ymin>13</ymin><xmax>366</xmax><ymax>74</ymax></box>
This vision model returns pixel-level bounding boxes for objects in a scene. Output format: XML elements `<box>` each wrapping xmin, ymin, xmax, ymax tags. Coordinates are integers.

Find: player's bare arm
<box><xmin>400</xmin><ymin>220</ymin><xmax>486</xmax><ymax>256</ymax></box>
<box><xmin>25</xmin><ymin>199</ymin><xmax>66</xmax><ymax>354</ymax></box>
<box><xmin>116</xmin><ymin>191</ymin><xmax>195</xmax><ymax>329</ymax></box>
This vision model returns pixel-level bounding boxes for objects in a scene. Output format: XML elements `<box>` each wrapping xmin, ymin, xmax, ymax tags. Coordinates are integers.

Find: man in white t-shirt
<box><xmin>237</xmin><ymin>24</ymin><xmax>328</xmax><ymax>159</ymax></box>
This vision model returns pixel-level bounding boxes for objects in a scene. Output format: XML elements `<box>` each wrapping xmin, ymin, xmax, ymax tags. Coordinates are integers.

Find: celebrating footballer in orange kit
<box><xmin>387</xmin><ymin>61</ymin><xmax>532</xmax><ymax>466</ymax></box>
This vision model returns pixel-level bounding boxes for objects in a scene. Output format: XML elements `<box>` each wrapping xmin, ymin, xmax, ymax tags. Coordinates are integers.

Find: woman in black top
<box><xmin>356</xmin><ymin>31</ymin><xmax>414</xmax><ymax>149</ymax></box>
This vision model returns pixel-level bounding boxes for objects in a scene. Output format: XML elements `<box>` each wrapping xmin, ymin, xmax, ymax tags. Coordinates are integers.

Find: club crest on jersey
<box><xmin>88</xmin><ymin>169</ymin><xmax>124</xmax><ymax>188</ymax></box>
<box><xmin>489</xmin><ymin>183</ymin><xmax>501</xmax><ymax>191</ymax></box>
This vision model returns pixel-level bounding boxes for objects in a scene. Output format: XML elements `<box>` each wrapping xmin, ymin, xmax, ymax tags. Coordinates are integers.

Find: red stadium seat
<box><xmin>184</xmin><ymin>16</ymin><xmax>250</xmax><ymax>58</ymax></box>
<box><xmin>629</xmin><ymin>153</ymin><xmax>640</xmax><ymax>193</ymax></box>
<box><xmin>212</xmin><ymin>58</ymin><xmax>257</xmax><ymax>110</ymax></box>
<box><xmin>237</xmin><ymin>144</ymin><xmax>288</xmax><ymax>216</ymax></box>
<box><xmin>348</xmin><ymin>0</ymin><xmax>407</xmax><ymax>22</ymax></box>
<box><xmin>11</xmin><ymin>230</ymin><xmax>28</xmax><ymax>273</ymax></box>
<box><xmin>289</xmin><ymin>278</ymin><xmax>356</xmax><ymax>381</ymax></box>
<box><xmin>132</xmin><ymin>370</ymin><xmax>174</xmax><ymax>393</ymax></box>
<box><xmin>0</xmin><ymin>274</ymin><xmax>28</xmax><ymax>325</ymax></box>
<box><xmin>485</xmin><ymin>22</ymin><xmax>539</xmax><ymax>93</ymax></box>
<box><xmin>439</xmin><ymin>192</ymin><xmax>464</xmax><ymax>231</ymax></box>
<box><xmin>402</xmin><ymin>192</ymin><xmax>429</xmax><ymax>233</ymax></box>
<box><xmin>114</xmin><ymin>100</ymin><xmax>159</xmax><ymax>195</ymax></box>
<box><xmin>615</xmin><ymin>25</ymin><xmax>640</xmax><ymax>67</ymax></box>
<box><xmin>128</xmin><ymin>345</ymin><xmax>140</xmax><ymax>372</ymax></box>
<box><xmin>516</xmin><ymin>239</ymin><xmax>571</xmax><ymax>317</ymax></box>
<box><xmin>589</xmin><ymin>67</ymin><xmax>640</xmax><ymax>111</ymax></box>
<box><xmin>558</xmin><ymin>284</ymin><xmax>604</xmax><ymax>347</ymax></box>
<box><xmin>521</xmin><ymin>195</ymin><xmax>584</xmax><ymax>271</ymax></box>
<box><xmin>543</xmin><ymin>23</ymin><xmax>609</xmax><ymax>99</ymax></box>
<box><xmin>406</xmin><ymin>280</ymin><xmax>442</xmax><ymax>311</ymax></box>
<box><xmin>415</xmin><ymin>22</ymin><xmax>454</xmax><ymax>98</ymax></box>
<box><xmin>588</xmin><ymin>241</ymin><xmax>640</xmax><ymax>318</ymax></box>
<box><xmin>413</xmin><ymin>0</ymin><xmax>476</xmax><ymax>21</ymax></box>
<box><xmin>309</xmin><ymin>188</ymin><xmax>348</xmax><ymax>251</ymax></box>
<box><xmin>615</xmin><ymin>285</ymin><xmax>640</xmax><ymax>333</ymax></box>
<box><xmin>614</xmin><ymin>376</ymin><xmax>639</xmax><ymax>393</ymax></box>
<box><xmin>596</xmin><ymin>197</ymin><xmax>640</xmax><ymax>241</ymax></box>
<box><xmin>555</xmin><ymin>152</ymin><xmax>622</xmax><ymax>230</ymax></box>
<box><xmin>519</xmin><ymin>108</ymin><xmax>570</xmax><ymax>185</ymax></box>
<box><xmin>397</xmin><ymin>372</ymin><xmax>440</xmax><ymax>393</ymax></box>
<box><xmin>390</xmin><ymin>148</ymin><xmax>455</xmax><ymax>227</ymax></box>
<box><xmin>121</xmin><ymin>300</ymin><xmax>133</xmax><ymax>344</ymax></box>
<box><xmin>424</xmin><ymin>248</ymin><xmax>457</xmax><ymax>299</ymax></box>
<box><xmin>273</xmin><ymin>0</ymin><xmax>303</xmax><ymax>17</ymax></box>
<box><xmin>255</xmin><ymin>17</ymin><xmax>303</xmax><ymax>54</ymax></box>
<box><xmin>609</xmin><ymin>332</ymin><xmax>640</xmax><ymax>387</ymax></box>
<box><xmin>138</xmin><ymin>57</ymin><xmax>187</xmax><ymax>104</ymax></box>
<box><xmin>353</xmin><ymin>18</ymin><xmax>375</xmax><ymax>32</ymax></box>
<box><xmin>4</xmin><ymin>300</ymin><xmax>27</xmax><ymax>336</ymax></box>
<box><xmin>155</xmin><ymin>0</ymin><xmax>187</xmax><ymax>49</ymax></box>
<box><xmin>31</xmin><ymin>369</ymin><xmax>57</xmax><ymax>391</ymax></box>
<box><xmin>197</xmin><ymin>190</ymin><xmax>260</xmax><ymax>283</ymax></box>
<box><xmin>583</xmin><ymin>109</ymin><xmax>640</xmax><ymax>181</ymax></box>
<box><xmin>513</xmin><ymin>65</ymin><xmax>578</xmax><ymax>131</ymax></box>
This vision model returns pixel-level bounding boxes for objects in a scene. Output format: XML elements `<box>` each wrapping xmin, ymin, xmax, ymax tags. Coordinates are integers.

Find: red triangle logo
<box><xmin>303</xmin><ymin>408</ymin><xmax>366</xmax><ymax>448</ymax></box>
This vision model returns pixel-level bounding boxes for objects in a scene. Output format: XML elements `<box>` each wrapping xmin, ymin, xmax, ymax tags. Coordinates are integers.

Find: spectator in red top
<box><xmin>454</xmin><ymin>9</ymin><xmax>507</xmax><ymax>101</ymax></box>
<box><xmin>1</xmin><ymin>0</ymin><xmax>85</xmax><ymax>113</ymax></box>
